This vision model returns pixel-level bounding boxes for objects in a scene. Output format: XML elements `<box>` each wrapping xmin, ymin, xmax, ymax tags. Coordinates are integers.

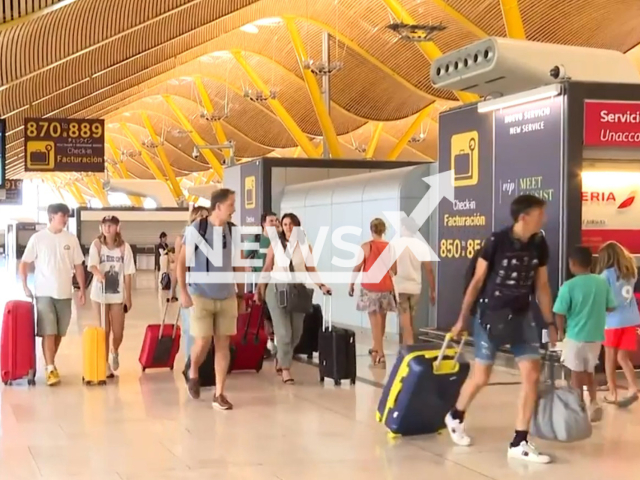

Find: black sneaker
<box><xmin>212</xmin><ymin>394</ymin><xmax>233</xmax><ymax>410</ymax></box>
<box><xmin>187</xmin><ymin>377</ymin><xmax>201</xmax><ymax>400</ymax></box>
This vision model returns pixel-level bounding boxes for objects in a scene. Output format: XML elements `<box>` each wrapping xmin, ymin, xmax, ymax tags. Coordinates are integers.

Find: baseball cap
<box><xmin>102</xmin><ymin>215</ymin><xmax>120</xmax><ymax>225</ymax></box>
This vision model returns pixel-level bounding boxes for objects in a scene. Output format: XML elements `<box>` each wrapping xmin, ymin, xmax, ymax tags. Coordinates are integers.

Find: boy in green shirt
<box><xmin>553</xmin><ymin>246</ymin><xmax>616</xmax><ymax>423</ymax></box>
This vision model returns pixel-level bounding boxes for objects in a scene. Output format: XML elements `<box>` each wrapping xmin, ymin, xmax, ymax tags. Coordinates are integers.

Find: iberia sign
<box><xmin>584</xmin><ymin>100</ymin><xmax>640</xmax><ymax>147</ymax></box>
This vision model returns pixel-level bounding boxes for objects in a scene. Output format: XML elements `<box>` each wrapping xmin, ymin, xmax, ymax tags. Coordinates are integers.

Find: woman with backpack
<box><xmin>87</xmin><ymin>215</ymin><xmax>136</xmax><ymax>378</ymax></box>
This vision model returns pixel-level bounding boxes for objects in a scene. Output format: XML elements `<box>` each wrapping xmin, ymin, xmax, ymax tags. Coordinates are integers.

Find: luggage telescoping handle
<box><xmin>100</xmin><ymin>282</ymin><xmax>106</xmax><ymax>330</ymax></box>
<box><xmin>158</xmin><ymin>298</ymin><xmax>180</xmax><ymax>340</ymax></box>
<box><xmin>434</xmin><ymin>332</ymin><xmax>467</xmax><ymax>370</ymax></box>
<box><xmin>322</xmin><ymin>293</ymin><xmax>333</xmax><ymax>331</ymax></box>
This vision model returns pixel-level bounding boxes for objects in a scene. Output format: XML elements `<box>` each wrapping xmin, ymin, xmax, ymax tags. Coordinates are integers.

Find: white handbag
<box><xmin>530</xmin><ymin>352</ymin><xmax>592</xmax><ymax>443</ymax></box>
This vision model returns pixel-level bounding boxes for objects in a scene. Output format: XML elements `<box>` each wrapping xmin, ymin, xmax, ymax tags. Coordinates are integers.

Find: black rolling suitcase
<box><xmin>294</xmin><ymin>303</ymin><xmax>322</xmax><ymax>359</ymax></box>
<box><xmin>318</xmin><ymin>296</ymin><xmax>356</xmax><ymax>386</ymax></box>
<box><xmin>183</xmin><ymin>342</ymin><xmax>216</xmax><ymax>387</ymax></box>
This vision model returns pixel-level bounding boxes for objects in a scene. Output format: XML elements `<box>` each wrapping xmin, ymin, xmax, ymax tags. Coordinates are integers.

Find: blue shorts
<box><xmin>472</xmin><ymin>312</ymin><xmax>541</xmax><ymax>365</ymax></box>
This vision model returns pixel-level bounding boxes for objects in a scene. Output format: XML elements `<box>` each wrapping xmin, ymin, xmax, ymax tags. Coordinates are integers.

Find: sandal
<box><xmin>618</xmin><ymin>392</ymin><xmax>639</xmax><ymax>408</ymax></box>
<box><xmin>369</xmin><ymin>350</ymin><xmax>386</xmax><ymax>367</ymax></box>
<box><xmin>275</xmin><ymin>360</ymin><xmax>282</xmax><ymax>376</ymax></box>
<box><xmin>603</xmin><ymin>396</ymin><xmax>618</xmax><ymax>405</ymax></box>
<box><xmin>282</xmin><ymin>377</ymin><xmax>295</xmax><ymax>385</ymax></box>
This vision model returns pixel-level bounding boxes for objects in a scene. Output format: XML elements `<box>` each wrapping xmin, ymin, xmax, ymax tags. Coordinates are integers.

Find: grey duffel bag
<box><xmin>530</xmin><ymin>351</ymin><xmax>592</xmax><ymax>443</ymax></box>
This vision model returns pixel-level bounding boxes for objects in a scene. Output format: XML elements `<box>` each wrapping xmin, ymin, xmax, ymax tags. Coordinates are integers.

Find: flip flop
<box><xmin>282</xmin><ymin>377</ymin><xmax>295</xmax><ymax>385</ymax></box>
<box><xmin>603</xmin><ymin>396</ymin><xmax>618</xmax><ymax>405</ymax></box>
<box><xmin>617</xmin><ymin>392</ymin><xmax>639</xmax><ymax>409</ymax></box>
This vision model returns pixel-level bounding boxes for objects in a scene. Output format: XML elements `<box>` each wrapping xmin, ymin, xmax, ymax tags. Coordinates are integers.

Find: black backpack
<box><xmin>463</xmin><ymin>229</ymin><xmax>543</xmax><ymax>313</ymax></box>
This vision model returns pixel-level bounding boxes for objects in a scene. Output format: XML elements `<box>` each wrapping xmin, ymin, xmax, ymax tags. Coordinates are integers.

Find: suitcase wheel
<box><xmin>170</xmin><ymin>366</ymin><xmax>174</xmax><ymax>371</ymax></box>
<box><xmin>142</xmin><ymin>367</ymin><xmax>146</xmax><ymax>372</ymax></box>
<box><xmin>98</xmin><ymin>381</ymin><xmax>107</xmax><ymax>386</ymax></box>
<box><xmin>256</xmin><ymin>357</ymin><xmax>264</xmax><ymax>373</ymax></box>
<box><xmin>319</xmin><ymin>376</ymin><xmax>324</xmax><ymax>383</ymax></box>
<box><xmin>334</xmin><ymin>379</ymin><xmax>341</xmax><ymax>387</ymax></box>
<box><xmin>307</xmin><ymin>353</ymin><xmax>313</xmax><ymax>360</ymax></box>
<box><xmin>27</xmin><ymin>379</ymin><xmax>36</xmax><ymax>387</ymax></box>
<box><xmin>4</xmin><ymin>380</ymin><xmax>11</xmax><ymax>386</ymax></box>
<box><xmin>350</xmin><ymin>378</ymin><xmax>356</xmax><ymax>386</ymax></box>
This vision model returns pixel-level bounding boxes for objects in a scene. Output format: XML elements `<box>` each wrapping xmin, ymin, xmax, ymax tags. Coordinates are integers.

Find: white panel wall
<box><xmin>280</xmin><ymin>165</ymin><xmax>435</xmax><ymax>337</ymax></box>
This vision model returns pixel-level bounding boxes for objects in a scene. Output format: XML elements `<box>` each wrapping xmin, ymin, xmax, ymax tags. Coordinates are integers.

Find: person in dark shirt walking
<box><xmin>446</xmin><ymin>195</ymin><xmax>557</xmax><ymax>464</ymax></box>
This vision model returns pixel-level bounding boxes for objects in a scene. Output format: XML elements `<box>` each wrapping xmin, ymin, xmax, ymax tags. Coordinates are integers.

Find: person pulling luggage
<box><xmin>257</xmin><ymin>213</ymin><xmax>331</xmax><ymax>385</ymax></box>
<box><xmin>447</xmin><ymin>195</ymin><xmax>558</xmax><ymax>464</ymax></box>
<box><xmin>87</xmin><ymin>215</ymin><xmax>136</xmax><ymax>378</ymax></box>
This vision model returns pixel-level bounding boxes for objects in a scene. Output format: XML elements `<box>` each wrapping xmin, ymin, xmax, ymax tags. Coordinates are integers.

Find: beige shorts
<box><xmin>36</xmin><ymin>297</ymin><xmax>72</xmax><ymax>337</ymax></box>
<box><xmin>561</xmin><ymin>339</ymin><xmax>602</xmax><ymax>373</ymax></box>
<box><xmin>398</xmin><ymin>293</ymin><xmax>420</xmax><ymax>316</ymax></box>
<box><xmin>191</xmin><ymin>295</ymin><xmax>238</xmax><ymax>338</ymax></box>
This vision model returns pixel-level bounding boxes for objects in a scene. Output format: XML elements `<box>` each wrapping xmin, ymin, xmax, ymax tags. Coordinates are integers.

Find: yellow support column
<box><xmin>106</xmin><ymin>135</ymin><xmax>145</xmax><ymax>207</ymax></box>
<box><xmin>86</xmin><ymin>176</ymin><xmax>110</xmax><ymax>207</ymax></box>
<box><xmin>162</xmin><ymin>95</ymin><xmax>224</xmax><ymax>180</ymax></box>
<box><xmin>68</xmin><ymin>182</ymin><xmax>87</xmax><ymax>206</ymax></box>
<box><xmin>365</xmin><ymin>123</ymin><xmax>384</xmax><ymax>159</ymax></box>
<box><xmin>193</xmin><ymin>76</ymin><xmax>230</xmax><ymax>162</ymax></box>
<box><xmin>140</xmin><ymin>112</ymin><xmax>184</xmax><ymax>201</ymax></box>
<box><xmin>119</xmin><ymin>123</ymin><xmax>171</xmax><ymax>185</ymax></box>
<box><xmin>284</xmin><ymin>18</ymin><xmax>342</xmax><ymax>158</ymax></box>
<box><xmin>230</xmin><ymin>50</ymin><xmax>319</xmax><ymax>158</ymax></box>
<box><xmin>499</xmin><ymin>0</ymin><xmax>526</xmax><ymax>39</ymax></box>
<box><xmin>388</xmin><ymin>105</ymin><xmax>434</xmax><ymax>160</ymax></box>
<box><xmin>380</xmin><ymin>0</ymin><xmax>478</xmax><ymax>103</ymax></box>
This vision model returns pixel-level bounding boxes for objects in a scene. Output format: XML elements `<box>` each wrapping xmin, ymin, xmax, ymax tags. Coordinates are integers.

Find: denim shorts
<box><xmin>472</xmin><ymin>312</ymin><xmax>541</xmax><ymax>365</ymax></box>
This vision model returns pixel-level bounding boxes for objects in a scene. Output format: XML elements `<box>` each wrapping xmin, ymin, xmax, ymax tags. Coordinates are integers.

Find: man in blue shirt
<box><xmin>178</xmin><ymin>188</ymin><xmax>245</xmax><ymax>410</ymax></box>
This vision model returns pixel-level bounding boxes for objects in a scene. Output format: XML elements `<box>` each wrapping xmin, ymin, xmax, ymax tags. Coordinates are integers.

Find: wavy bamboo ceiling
<box><xmin>3</xmin><ymin>0</ymin><xmax>640</xmax><ymax>180</ymax></box>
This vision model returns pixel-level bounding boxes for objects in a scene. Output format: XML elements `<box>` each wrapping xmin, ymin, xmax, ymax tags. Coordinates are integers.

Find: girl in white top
<box><xmin>88</xmin><ymin>215</ymin><xmax>136</xmax><ymax>378</ymax></box>
<box><xmin>258</xmin><ymin>213</ymin><xmax>331</xmax><ymax>385</ymax></box>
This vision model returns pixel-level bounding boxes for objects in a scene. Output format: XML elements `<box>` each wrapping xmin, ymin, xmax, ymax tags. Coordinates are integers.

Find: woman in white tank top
<box><xmin>257</xmin><ymin>213</ymin><xmax>331</xmax><ymax>384</ymax></box>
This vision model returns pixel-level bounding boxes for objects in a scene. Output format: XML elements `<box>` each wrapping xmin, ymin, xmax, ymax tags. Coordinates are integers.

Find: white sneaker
<box><xmin>507</xmin><ymin>441</ymin><xmax>551</xmax><ymax>464</ymax></box>
<box><xmin>445</xmin><ymin>413</ymin><xmax>472</xmax><ymax>446</ymax></box>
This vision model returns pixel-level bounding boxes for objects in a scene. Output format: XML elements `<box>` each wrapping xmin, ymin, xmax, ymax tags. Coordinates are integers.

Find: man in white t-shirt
<box><xmin>393</xmin><ymin>217</ymin><xmax>436</xmax><ymax>345</ymax></box>
<box><xmin>19</xmin><ymin>203</ymin><xmax>86</xmax><ymax>386</ymax></box>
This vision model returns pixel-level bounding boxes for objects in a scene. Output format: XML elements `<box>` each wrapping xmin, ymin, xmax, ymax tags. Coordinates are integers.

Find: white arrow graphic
<box><xmin>363</xmin><ymin>170</ymin><xmax>456</xmax><ymax>285</ymax></box>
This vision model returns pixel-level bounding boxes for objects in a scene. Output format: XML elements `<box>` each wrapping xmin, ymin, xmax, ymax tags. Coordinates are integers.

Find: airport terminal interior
<box><xmin>4</xmin><ymin>0</ymin><xmax>640</xmax><ymax>478</ymax></box>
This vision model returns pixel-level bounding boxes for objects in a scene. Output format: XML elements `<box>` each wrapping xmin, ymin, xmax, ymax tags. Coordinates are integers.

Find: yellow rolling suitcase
<box><xmin>82</xmin><ymin>285</ymin><xmax>107</xmax><ymax>386</ymax></box>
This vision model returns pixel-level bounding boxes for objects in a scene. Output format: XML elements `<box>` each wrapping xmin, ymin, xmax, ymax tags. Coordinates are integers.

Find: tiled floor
<box><xmin>1</xmin><ymin>266</ymin><xmax>639</xmax><ymax>479</ymax></box>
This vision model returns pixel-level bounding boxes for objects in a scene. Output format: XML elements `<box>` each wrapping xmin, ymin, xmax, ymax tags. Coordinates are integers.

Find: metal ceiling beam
<box><xmin>430</xmin><ymin>0</ymin><xmax>489</xmax><ymax>38</ymax></box>
<box><xmin>365</xmin><ymin>123</ymin><xmax>385</xmax><ymax>159</ymax></box>
<box><xmin>381</xmin><ymin>0</ymin><xmax>479</xmax><ymax>103</ymax></box>
<box><xmin>161</xmin><ymin>94</ymin><xmax>224</xmax><ymax>180</ymax></box>
<box><xmin>284</xmin><ymin>17</ymin><xmax>342</xmax><ymax>159</ymax></box>
<box><xmin>192</xmin><ymin>75</ymin><xmax>231</xmax><ymax>161</ymax></box>
<box><xmin>119</xmin><ymin>123</ymin><xmax>171</xmax><ymax>185</ymax></box>
<box><xmin>388</xmin><ymin>105</ymin><xmax>434</xmax><ymax>160</ymax></box>
<box><xmin>140</xmin><ymin>111</ymin><xmax>184</xmax><ymax>201</ymax></box>
<box><xmin>230</xmin><ymin>50</ymin><xmax>319</xmax><ymax>159</ymax></box>
<box><xmin>499</xmin><ymin>0</ymin><xmax>527</xmax><ymax>39</ymax></box>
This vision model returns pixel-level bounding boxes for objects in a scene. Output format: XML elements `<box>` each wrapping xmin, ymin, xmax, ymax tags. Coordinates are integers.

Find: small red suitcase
<box><xmin>229</xmin><ymin>301</ymin><xmax>267</xmax><ymax>373</ymax></box>
<box><xmin>139</xmin><ymin>300</ymin><xmax>181</xmax><ymax>372</ymax></box>
<box><xmin>1</xmin><ymin>300</ymin><xmax>36</xmax><ymax>386</ymax></box>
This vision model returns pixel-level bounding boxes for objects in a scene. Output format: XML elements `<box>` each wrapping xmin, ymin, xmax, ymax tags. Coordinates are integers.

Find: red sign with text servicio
<box><xmin>584</xmin><ymin>100</ymin><xmax>640</xmax><ymax>147</ymax></box>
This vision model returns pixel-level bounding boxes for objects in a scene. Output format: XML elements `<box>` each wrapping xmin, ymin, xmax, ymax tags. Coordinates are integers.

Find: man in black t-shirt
<box><xmin>446</xmin><ymin>195</ymin><xmax>558</xmax><ymax>464</ymax></box>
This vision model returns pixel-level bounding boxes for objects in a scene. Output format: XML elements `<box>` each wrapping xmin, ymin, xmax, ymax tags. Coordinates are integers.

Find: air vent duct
<box><xmin>431</xmin><ymin>37</ymin><xmax>640</xmax><ymax>98</ymax></box>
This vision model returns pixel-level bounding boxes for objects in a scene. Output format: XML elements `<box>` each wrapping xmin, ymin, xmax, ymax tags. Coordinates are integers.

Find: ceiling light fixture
<box><xmin>387</xmin><ymin>22</ymin><xmax>446</xmax><ymax>42</ymax></box>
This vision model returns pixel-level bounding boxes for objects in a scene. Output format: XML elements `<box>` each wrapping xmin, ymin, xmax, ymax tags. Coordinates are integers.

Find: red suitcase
<box><xmin>139</xmin><ymin>299</ymin><xmax>181</xmax><ymax>372</ymax></box>
<box><xmin>1</xmin><ymin>300</ymin><xmax>36</xmax><ymax>386</ymax></box>
<box><xmin>229</xmin><ymin>301</ymin><xmax>267</xmax><ymax>373</ymax></box>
